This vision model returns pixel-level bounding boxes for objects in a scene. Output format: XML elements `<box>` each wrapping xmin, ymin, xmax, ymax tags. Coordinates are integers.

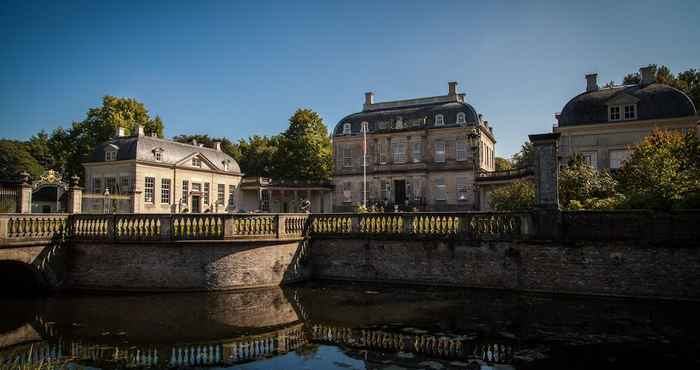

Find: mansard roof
<box><xmin>558</xmin><ymin>83</ymin><xmax>697</xmax><ymax>127</ymax></box>
<box><xmin>87</xmin><ymin>135</ymin><xmax>241</xmax><ymax>174</ymax></box>
<box><xmin>333</xmin><ymin>94</ymin><xmax>481</xmax><ymax>136</ymax></box>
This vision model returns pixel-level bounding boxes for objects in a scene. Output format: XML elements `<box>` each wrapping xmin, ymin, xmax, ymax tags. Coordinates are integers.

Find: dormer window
<box><xmin>435</xmin><ymin>114</ymin><xmax>445</xmax><ymax>126</ymax></box>
<box><xmin>456</xmin><ymin>112</ymin><xmax>466</xmax><ymax>125</ymax></box>
<box><xmin>609</xmin><ymin>106</ymin><xmax>621</xmax><ymax>121</ymax></box>
<box><xmin>342</xmin><ymin>123</ymin><xmax>351</xmax><ymax>135</ymax></box>
<box><xmin>624</xmin><ymin>104</ymin><xmax>636</xmax><ymax>120</ymax></box>
<box><xmin>105</xmin><ymin>150</ymin><xmax>117</xmax><ymax>161</ymax></box>
<box><xmin>395</xmin><ymin>117</ymin><xmax>403</xmax><ymax>129</ymax></box>
<box><xmin>192</xmin><ymin>157</ymin><xmax>202</xmax><ymax>168</ymax></box>
<box><xmin>223</xmin><ymin>160</ymin><xmax>230</xmax><ymax>171</ymax></box>
<box><xmin>153</xmin><ymin>148</ymin><xmax>164</xmax><ymax>161</ymax></box>
<box><xmin>361</xmin><ymin>121</ymin><xmax>369</xmax><ymax>133</ymax></box>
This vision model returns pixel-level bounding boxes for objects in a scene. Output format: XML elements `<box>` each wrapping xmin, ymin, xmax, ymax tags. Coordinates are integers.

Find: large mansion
<box><xmin>555</xmin><ymin>65</ymin><xmax>698</xmax><ymax>170</ymax></box>
<box><xmin>83</xmin><ymin>126</ymin><xmax>242</xmax><ymax>213</ymax></box>
<box><xmin>332</xmin><ymin>82</ymin><xmax>496</xmax><ymax>211</ymax></box>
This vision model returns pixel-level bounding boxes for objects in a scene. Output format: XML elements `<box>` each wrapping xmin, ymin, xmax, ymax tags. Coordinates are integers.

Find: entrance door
<box><xmin>191</xmin><ymin>195</ymin><xmax>201</xmax><ymax>213</ymax></box>
<box><xmin>394</xmin><ymin>180</ymin><xmax>406</xmax><ymax>205</ymax></box>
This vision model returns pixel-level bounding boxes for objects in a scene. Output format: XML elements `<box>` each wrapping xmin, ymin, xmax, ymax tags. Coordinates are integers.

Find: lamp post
<box><xmin>467</xmin><ymin>127</ymin><xmax>481</xmax><ymax>210</ymax></box>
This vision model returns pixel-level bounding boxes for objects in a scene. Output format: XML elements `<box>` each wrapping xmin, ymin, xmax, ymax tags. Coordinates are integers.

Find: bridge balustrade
<box><xmin>0</xmin><ymin>214</ymin><xmax>68</xmax><ymax>244</ymax></box>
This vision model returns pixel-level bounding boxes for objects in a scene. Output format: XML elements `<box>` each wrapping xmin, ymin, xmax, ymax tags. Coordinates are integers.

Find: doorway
<box><xmin>191</xmin><ymin>195</ymin><xmax>201</xmax><ymax>213</ymax></box>
<box><xmin>394</xmin><ymin>180</ymin><xmax>406</xmax><ymax>205</ymax></box>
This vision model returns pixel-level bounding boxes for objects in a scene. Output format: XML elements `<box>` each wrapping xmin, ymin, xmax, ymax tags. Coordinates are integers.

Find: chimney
<box><xmin>448</xmin><ymin>81</ymin><xmax>458</xmax><ymax>96</ymax></box>
<box><xmin>640</xmin><ymin>65</ymin><xmax>656</xmax><ymax>86</ymax></box>
<box><xmin>364</xmin><ymin>92</ymin><xmax>374</xmax><ymax>106</ymax></box>
<box><xmin>214</xmin><ymin>141</ymin><xmax>221</xmax><ymax>151</ymax></box>
<box><xmin>191</xmin><ymin>139</ymin><xmax>198</xmax><ymax>147</ymax></box>
<box><xmin>116</xmin><ymin>126</ymin><xmax>126</xmax><ymax>137</ymax></box>
<box><xmin>585</xmin><ymin>73</ymin><xmax>598</xmax><ymax>92</ymax></box>
<box><xmin>136</xmin><ymin>124</ymin><xmax>145</xmax><ymax>136</ymax></box>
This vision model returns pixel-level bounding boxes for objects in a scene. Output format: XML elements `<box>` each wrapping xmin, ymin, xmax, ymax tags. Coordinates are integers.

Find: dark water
<box><xmin>1</xmin><ymin>282</ymin><xmax>699</xmax><ymax>369</ymax></box>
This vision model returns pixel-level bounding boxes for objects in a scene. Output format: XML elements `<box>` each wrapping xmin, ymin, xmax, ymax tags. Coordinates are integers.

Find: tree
<box><xmin>617</xmin><ymin>129</ymin><xmax>700</xmax><ymax>209</ymax></box>
<box><xmin>512</xmin><ymin>142</ymin><xmax>535</xmax><ymax>168</ymax></box>
<box><xmin>53</xmin><ymin>96</ymin><xmax>165</xmax><ymax>179</ymax></box>
<box><xmin>623</xmin><ymin>73</ymin><xmax>640</xmax><ymax>85</ymax></box>
<box><xmin>495</xmin><ymin>157</ymin><xmax>513</xmax><ymax>171</ymax></box>
<box><xmin>238</xmin><ymin>135</ymin><xmax>281</xmax><ymax>178</ymax></box>
<box><xmin>488</xmin><ymin>180</ymin><xmax>535</xmax><ymax>211</ymax></box>
<box><xmin>602</xmin><ymin>80</ymin><xmax>616</xmax><ymax>88</ymax></box>
<box><xmin>559</xmin><ymin>154</ymin><xmax>620</xmax><ymax>209</ymax></box>
<box><xmin>618</xmin><ymin>65</ymin><xmax>700</xmax><ymax>109</ymax></box>
<box><xmin>275</xmin><ymin>109</ymin><xmax>333</xmax><ymax>182</ymax></box>
<box><xmin>0</xmin><ymin>140</ymin><xmax>44</xmax><ymax>180</ymax></box>
<box><xmin>26</xmin><ymin>130</ymin><xmax>54</xmax><ymax>169</ymax></box>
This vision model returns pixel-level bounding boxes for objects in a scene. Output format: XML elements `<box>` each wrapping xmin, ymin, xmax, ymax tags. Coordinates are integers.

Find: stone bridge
<box><xmin>1</xmin><ymin>210</ymin><xmax>699</xmax><ymax>299</ymax></box>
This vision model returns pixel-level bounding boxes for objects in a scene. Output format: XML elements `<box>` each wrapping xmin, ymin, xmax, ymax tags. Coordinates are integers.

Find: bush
<box><xmin>489</xmin><ymin>180</ymin><xmax>535</xmax><ymax>210</ymax></box>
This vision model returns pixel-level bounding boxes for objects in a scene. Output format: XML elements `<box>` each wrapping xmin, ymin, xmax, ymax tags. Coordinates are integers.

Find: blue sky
<box><xmin>1</xmin><ymin>0</ymin><xmax>698</xmax><ymax>157</ymax></box>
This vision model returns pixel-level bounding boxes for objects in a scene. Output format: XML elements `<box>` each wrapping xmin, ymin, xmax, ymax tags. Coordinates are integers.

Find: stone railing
<box><xmin>476</xmin><ymin>167</ymin><xmax>534</xmax><ymax>182</ymax></box>
<box><xmin>69</xmin><ymin>213</ymin><xmax>310</xmax><ymax>242</ymax></box>
<box><xmin>310</xmin><ymin>212</ymin><xmax>533</xmax><ymax>241</ymax></box>
<box><xmin>0</xmin><ymin>214</ymin><xmax>69</xmax><ymax>245</ymax></box>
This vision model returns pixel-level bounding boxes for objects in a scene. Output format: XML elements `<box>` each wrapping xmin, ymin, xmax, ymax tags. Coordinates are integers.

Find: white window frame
<box><xmin>203</xmin><ymin>182</ymin><xmax>210</xmax><ymax>205</ymax></box>
<box><xmin>456</xmin><ymin>141</ymin><xmax>467</xmax><ymax>161</ymax></box>
<box><xmin>392</xmin><ymin>141</ymin><xmax>406</xmax><ymax>163</ymax></box>
<box><xmin>384</xmin><ymin>181</ymin><xmax>391</xmax><ymax>201</ymax></box>
<box><xmin>217</xmin><ymin>184</ymin><xmax>225</xmax><ymax>206</ymax></box>
<box><xmin>395</xmin><ymin>117</ymin><xmax>403</xmax><ymax>129</ymax></box>
<box><xmin>105</xmin><ymin>150</ymin><xmax>117</xmax><ymax>161</ymax></box>
<box><xmin>361</xmin><ymin>121</ymin><xmax>369</xmax><ymax>133</ymax></box>
<box><xmin>119</xmin><ymin>175</ymin><xmax>131</xmax><ymax>194</ymax></box>
<box><xmin>456</xmin><ymin>112</ymin><xmax>466</xmax><ymax>125</ymax></box>
<box><xmin>93</xmin><ymin>177</ymin><xmax>102</xmax><ymax>193</ymax></box>
<box><xmin>412</xmin><ymin>141</ymin><xmax>421</xmax><ymax>163</ymax></box>
<box><xmin>581</xmin><ymin>151</ymin><xmax>598</xmax><ymax>170</ymax></box>
<box><xmin>623</xmin><ymin>104</ymin><xmax>636</xmax><ymax>120</ymax></box>
<box><xmin>104</xmin><ymin>177</ymin><xmax>116</xmax><ymax>194</ymax></box>
<box><xmin>379</xmin><ymin>139</ymin><xmax>387</xmax><ymax>164</ymax></box>
<box><xmin>161</xmin><ymin>178</ymin><xmax>171</xmax><ymax>204</ymax></box>
<box><xmin>435</xmin><ymin>114</ymin><xmax>445</xmax><ymax>126</ymax></box>
<box><xmin>192</xmin><ymin>157</ymin><xmax>202</xmax><ymax>168</ymax></box>
<box><xmin>154</xmin><ymin>151</ymin><xmax>163</xmax><ymax>161</ymax></box>
<box><xmin>343</xmin><ymin>182</ymin><xmax>352</xmax><ymax>203</ymax></box>
<box><xmin>343</xmin><ymin>145</ymin><xmax>352</xmax><ymax>167</ymax></box>
<box><xmin>456</xmin><ymin>176</ymin><xmax>468</xmax><ymax>201</ymax></box>
<box><xmin>228</xmin><ymin>184</ymin><xmax>236</xmax><ymax>206</ymax></box>
<box><xmin>434</xmin><ymin>177</ymin><xmax>446</xmax><ymax>201</ymax></box>
<box><xmin>609</xmin><ymin>106</ymin><xmax>621</xmax><ymax>121</ymax></box>
<box><xmin>342</xmin><ymin>123</ymin><xmax>352</xmax><ymax>135</ymax></box>
<box><xmin>144</xmin><ymin>177</ymin><xmax>155</xmax><ymax>203</ymax></box>
<box><xmin>182</xmin><ymin>180</ymin><xmax>189</xmax><ymax>203</ymax></box>
<box><xmin>435</xmin><ymin>141</ymin><xmax>446</xmax><ymax>163</ymax></box>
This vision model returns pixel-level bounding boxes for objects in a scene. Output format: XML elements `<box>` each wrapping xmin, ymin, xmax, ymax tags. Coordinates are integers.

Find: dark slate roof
<box><xmin>88</xmin><ymin>135</ymin><xmax>241</xmax><ymax>174</ymax></box>
<box><xmin>558</xmin><ymin>83</ymin><xmax>697</xmax><ymax>127</ymax></box>
<box><xmin>333</xmin><ymin>99</ymin><xmax>480</xmax><ymax>136</ymax></box>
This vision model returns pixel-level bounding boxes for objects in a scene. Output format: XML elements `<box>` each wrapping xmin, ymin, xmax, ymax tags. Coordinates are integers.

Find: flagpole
<box><xmin>363</xmin><ymin>123</ymin><xmax>367</xmax><ymax>208</ymax></box>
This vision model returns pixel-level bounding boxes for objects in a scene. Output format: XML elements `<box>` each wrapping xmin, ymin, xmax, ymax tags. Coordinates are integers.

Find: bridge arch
<box><xmin>0</xmin><ymin>260</ymin><xmax>48</xmax><ymax>295</ymax></box>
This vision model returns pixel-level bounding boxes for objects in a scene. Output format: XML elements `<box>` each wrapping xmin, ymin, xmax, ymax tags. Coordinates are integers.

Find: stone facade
<box><xmin>554</xmin><ymin>66</ymin><xmax>698</xmax><ymax>170</ymax></box>
<box><xmin>238</xmin><ymin>177</ymin><xmax>333</xmax><ymax>213</ymax></box>
<box><xmin>83</xmin><ymin>126</ymin><xmax>242</xmax><ymax>213</ymax></box>
<box><xmin>332</xmin><ymin>82</ymin><xmax>497</xmax><ymax>211</ymax></box>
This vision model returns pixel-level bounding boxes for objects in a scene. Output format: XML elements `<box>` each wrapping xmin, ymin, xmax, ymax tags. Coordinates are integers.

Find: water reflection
<box><xmin>1</xmin><ymin>282</ymin><xmax>700</xmax><ymax>369</ymax></box>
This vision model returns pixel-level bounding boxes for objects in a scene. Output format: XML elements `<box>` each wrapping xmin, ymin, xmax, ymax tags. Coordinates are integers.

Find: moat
<box><xmin>1</xmin><ymin>282</ymin><xmax>699</xmax><ymax>369</ymax></box>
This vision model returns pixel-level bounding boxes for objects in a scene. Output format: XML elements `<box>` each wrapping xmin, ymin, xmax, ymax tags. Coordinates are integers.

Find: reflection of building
<box><xmin>239</xmin><ymin>177</ymin><xmax>333</xmax><ymax>213</ymax></box>
<box><xmin>332</xmin><ymin>82</ymin><xmax>496</xmax><ymax>211</ymax></box>
<box><xmin>555</xmin><ymin>65</ymin><xmax>698</xmax><ymax>170</ymax></box>
<box><xmin>83</xmin><ymin>126</ymin><xmax>242</xmax><ymax>213</ymax></box>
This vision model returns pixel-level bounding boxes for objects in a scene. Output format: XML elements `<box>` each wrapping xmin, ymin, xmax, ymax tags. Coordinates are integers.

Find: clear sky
<box><xmin>1</xmin><ymin>0</ymin><xmax>698</xmax><ymax>157</ymax></box>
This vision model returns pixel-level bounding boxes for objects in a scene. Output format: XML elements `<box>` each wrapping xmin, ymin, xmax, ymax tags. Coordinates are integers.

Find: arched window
<box><xmin>456</xmin><ymin>112</ymin><xmax>466</xmax><ymax>124</ymax></box>
<box><xmin>342</xmin><ymin>123</ymin><xmax>352</xmax><ymax>135</ymax></box>
<box><xmin>435</xmin><ymin>114</ymin><xmax>444</xmax><ymax>126</ymax></box>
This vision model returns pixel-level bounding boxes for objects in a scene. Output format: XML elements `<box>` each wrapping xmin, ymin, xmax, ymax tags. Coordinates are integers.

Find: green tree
<box><xmin>494</xmin><ymin>157</ymin><xmax>513</xmax><ymax>171</ymax></box>
<box><xmin>53</xmin><ymin>96</ymin><xmax>165</xmax><ymax>179</ymax></box>
<box><xmin>559</xmin><ymin>154</ymin><xmax>620</xmax><ymax>209</ymax></box>
<box><xmin>619</xmin><ymin>65</ymin><xmax>700</xmax><ymax>109</ymax></box>
<box><xmin>0</xmin><ymin>140</ymin><xmax>45</xmax><ymax>180</ymax></box>
<box><xmin>512</xmin><ymin>142</ymin><xmax>535</xmax><ymax>168</ymax></box>
<box><xmin>275</xmin><ymin>109</ymin><xmax>333</xmax><ymax>182</ymax></box>
<box><xmin>623</xmin><ymin>73</ymin><xmax>640</xmax><ymax>85</ymax></box>
<box><xmin>617</xmin><ymin>129</ymin><xmax>700</xmax><ymax>209</ymax></box>
<box><xmin>238</xmin><ymin>135</ymin><xmax>281</xmax><ymax>178</ymax></box>
<box><xmin>488</xmin><ymin>180</ymin><xmax>535</xmax><ymax>211</ymax></box>
<box><xmin>26</xmin><ymin>130</ymin><xmax>54</xmax><ymax>169</ymax></box>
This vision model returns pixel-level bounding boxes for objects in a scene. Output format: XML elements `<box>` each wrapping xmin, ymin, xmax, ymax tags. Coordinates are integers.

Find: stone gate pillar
<box><xmin>67</xmin><ymin>175</ymin><xmax>83</xmax><ymax>214</ymax></box>
<box><xmin>18</xmin><ymin>172</ymin><xmax>32</xmax><ymax>213</ymax></box>
<box><xmin>528</xmin><ymin>133</ymin><xmax>561</xmax><ymax>209</ymax></box>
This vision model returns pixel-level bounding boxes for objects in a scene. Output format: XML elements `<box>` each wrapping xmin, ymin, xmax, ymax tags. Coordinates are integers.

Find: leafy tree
<box><xmin>172</xmin><ymin>134</ymin><xmax>241</xmax><ymax>162</ymax></box>
<box><xmin>602</xmin><ymin>80</ymin><xmax>616</xmax><ymax>88</ymax></box>
<box><xmin>559</xmin><ymin>154</ymin><xmax>620</xmax><ymax>209</ymax></box>
<box><xmin>0</xmin><ymin>140</ymin><xmax>44</xmax><ymax>180</ymax></box>
<box><xmin>511</xmin><ymin>142</ymin><xmax>535</xmax><ymax>168</ymax></box>
<box><xmin>53</xmin><ymin>96</ymin><xmax>165</xmax><ymax>179</ymax></box>
<box><xmin>617</xmin><ymin>129</ymin><xmax>700</xmax><ymax>209</ymax></box>
<box><xmin>238</xmin><ymin>135</ymin><xmax>281</xmax><ymax>178</ymax></box>
<box><xmin>623</xmin><ymin>73</ymin><xmax>640</xmax><ymax>85</ymax></box>
<box><xmin>275</xmin><ymin>109</ymin><xmax>332</xmax><ymax>182</ymax></box>
<box><xmin>26</xmin><ymin>130</ymin><xmax>54</xmax><ymax>169</ymax></box>
<box><xmin>488</xmin><ymin>180</ymin><xmax>535</xmax><ymax>211</ymax></box>
<box><xmin>494</xmin><ymin>157</ymin><xmax>513</xmax><ymax>171</ymax></box>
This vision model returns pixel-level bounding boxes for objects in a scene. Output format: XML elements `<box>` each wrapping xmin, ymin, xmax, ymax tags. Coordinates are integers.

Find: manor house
<box><xmin>555</xmin><ymin>65</ymin><xmax>698</xmax><ymax>170</ymax></box>
<box><xmin>83</xmin><ymin>126</ymin><xmax>242</xmax><ymax>213</ymax></box>
<box><xmin>332</xmin><ymin>82</ymin><xmax>496</xmax><ymax>211</ymax></box>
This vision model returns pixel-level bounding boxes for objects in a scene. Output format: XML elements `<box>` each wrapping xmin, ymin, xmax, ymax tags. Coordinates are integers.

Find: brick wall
<box><xmin>66</xmin><ymin>240</ymin><xmax>310</xmax><ymax>291</ymax></box>
<box><xmin>310</xmin><ymin>238</ymin><xmax>700</xmax><ymax>299</ymax></box>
